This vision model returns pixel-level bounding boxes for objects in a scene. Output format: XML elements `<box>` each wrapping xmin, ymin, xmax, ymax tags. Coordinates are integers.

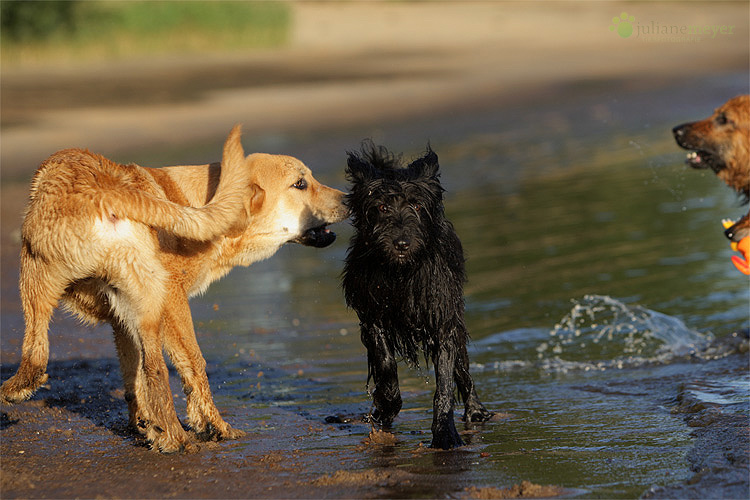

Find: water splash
<box><xmin>536</xmin><ymin>295</ymin><xmax>713</xmax><ymax>372</ymax></box>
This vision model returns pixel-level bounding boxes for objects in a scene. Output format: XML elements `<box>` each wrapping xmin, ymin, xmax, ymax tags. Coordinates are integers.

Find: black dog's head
<box><xmin>345</xmin><ymin>141</ymin><xmax>445</xmax><ymax>264</ymax></box>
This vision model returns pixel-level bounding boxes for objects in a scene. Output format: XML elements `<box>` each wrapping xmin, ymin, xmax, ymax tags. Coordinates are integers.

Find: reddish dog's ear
<box><xmin>249</xmin><ymin>183</ymin><xmax>265</xmax><ymax>214</ymax></box>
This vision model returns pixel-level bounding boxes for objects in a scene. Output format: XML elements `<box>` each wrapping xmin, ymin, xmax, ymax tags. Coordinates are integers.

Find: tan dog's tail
<box><xmin>99</xmin><ymin>125</ymin><xmax>249</xmax><ymax>241</ymax></box>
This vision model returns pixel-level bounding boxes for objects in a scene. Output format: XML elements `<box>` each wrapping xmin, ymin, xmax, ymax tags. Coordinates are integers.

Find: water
<box><xmin>172</xmin><ymin>75</ymin><xmax>749</xmax><ymax>498</ymax></box>
<box><xmin>2</xmin><ymin>75</ymin><xmax>748</xmax><ymax>498</ymax></box>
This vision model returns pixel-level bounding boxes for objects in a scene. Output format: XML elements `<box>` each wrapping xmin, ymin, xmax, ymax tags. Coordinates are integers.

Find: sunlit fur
<box><xmin>673</xmin><ymin>95</ymin><xmax>750</xmax><ymax>241</ymax></box>
<box><xmin>1</xmin><ymin>125</ymin><xmax>347</xmax><ymax>453</ymax></box>
<box><xmin>342</xmin><ymin>141</ymin><xmax>492</xmax><ymax>450</ymax></box>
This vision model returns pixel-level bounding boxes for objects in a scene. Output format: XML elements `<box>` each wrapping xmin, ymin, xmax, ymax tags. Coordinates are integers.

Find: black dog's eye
<box><xmin>715</xmin><ymin>112</ymin><xmax>728</xmax><ymax>125</ymax></box>
<box><xmin>378</xmin><ymin>203</ymin><xmax>389</xmax><ymax>213</ymax></box>
<box><xmin>410</xmin><ymin>203</ymin><xmax>421</xmax><ymax>212</ymax></box>
<box><xmin>292</xmin><ymin>178</ymin><xmax>307</xmax><ymax>190</ymax></box>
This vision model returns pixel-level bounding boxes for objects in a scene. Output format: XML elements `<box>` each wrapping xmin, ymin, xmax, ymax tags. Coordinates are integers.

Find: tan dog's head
<box><xmin>672</xmin><ymin>95</ymin><xmax>750</xmax><ymax>198</ymax></box>
<box><xmin>222</xmin><ymin>127</ymin><xmax>348</xmax><ymax>256</ymax></box>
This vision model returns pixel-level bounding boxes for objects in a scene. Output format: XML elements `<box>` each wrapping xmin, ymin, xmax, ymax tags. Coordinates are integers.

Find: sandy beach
<box><xmin>1</xmin><ymin>2</ymin><xmax>748</xmax><ymax>498</ymax></box>
<box><xmin>2</xmin><ymin>2</ymin><xmax>747</xmax><ymax>177</ymax></box>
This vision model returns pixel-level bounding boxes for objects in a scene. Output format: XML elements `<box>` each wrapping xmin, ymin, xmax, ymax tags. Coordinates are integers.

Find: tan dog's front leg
<box><xmin>137</xmin><ymin>314</ymin><xmax>195</xmax><ymax>453</ymax></box>
<box><xmin>163</xmin><ymin>290</ymin><xmax>245</xmax><ymax>442</ymax></box>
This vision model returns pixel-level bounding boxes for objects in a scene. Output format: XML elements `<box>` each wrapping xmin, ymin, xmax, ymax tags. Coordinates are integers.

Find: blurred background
<box><xmin>2</xmin><ymin>1</ymin><xmax>747</xmax><ymax>175</ymax></box>
<box><xmin>1</xmin><ymin>2</ymin><xmax>748</xmax><ymax>498</ymax></box>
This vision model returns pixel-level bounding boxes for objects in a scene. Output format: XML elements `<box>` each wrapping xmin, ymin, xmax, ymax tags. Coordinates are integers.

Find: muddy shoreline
<box><xmin>0</xmin><ymin>358</ymin><xmax>551</xmax><ymax>499</ymax></box>
<box><xmin>2</xmin><ymin>352</ymin><xmax>747</xmax><ymax>498</ymax></box>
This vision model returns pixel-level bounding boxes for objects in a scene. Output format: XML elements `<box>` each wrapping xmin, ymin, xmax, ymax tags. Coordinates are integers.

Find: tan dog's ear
<box><xmin>249</xmin><ymin>183</ymin><xmax>265</xmax><ymax>214</ymax></box>
<box><xmin>222</xmin><ymin>124</ymin><xmax>245</xmax><ymax>168</ymax></box>
<box><xmin>226</xmin><ymin>183</ymin><xmax>264</xmax><ymax>238</ymax></box>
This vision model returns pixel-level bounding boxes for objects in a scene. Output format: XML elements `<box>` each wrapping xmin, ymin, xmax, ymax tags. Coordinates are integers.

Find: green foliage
<box><xmin>2</xmin><ymin>1</ymin><xmax>290</xmax><ymax>64</ymax></box>
<box><xmin>1</xmin><ymin>0</ymin><xmax>77</xmax><ymax>42</ymax></box>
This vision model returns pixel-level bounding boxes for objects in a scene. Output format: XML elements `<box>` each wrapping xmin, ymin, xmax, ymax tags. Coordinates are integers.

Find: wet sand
<box><xmin>1</xmin><ymin>2</ymin><xmax>749</xmax><ymax>499</ymax></box>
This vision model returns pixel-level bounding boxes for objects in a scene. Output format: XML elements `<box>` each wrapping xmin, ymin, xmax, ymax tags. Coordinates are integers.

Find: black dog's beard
<box><xmin>372</xmin><ymin>222</ymin><xmax>427</xmax><ymax>266</ymax></box>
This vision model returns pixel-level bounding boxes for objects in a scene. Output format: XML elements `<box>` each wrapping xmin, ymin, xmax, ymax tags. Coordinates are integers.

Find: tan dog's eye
<box><xmin>715</xmin><ymin>112</ymin><xmax>729</xmax><ymax>125</ymax></box>
<box><xmin>292</xmin><ymin>178</ymin><xmax>308</xmax><ymax>190</ymax></box>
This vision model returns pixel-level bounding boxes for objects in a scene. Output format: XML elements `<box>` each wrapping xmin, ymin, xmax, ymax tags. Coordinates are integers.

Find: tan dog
<box><xmin>673</xmin><ymin>95</ymin><xmax>750</xmax><ymax>241</ymax></box>
<box><xmin>0</xmin><ymin>125</ymin><xmax>347</xmax><ymax>453</ymax></box>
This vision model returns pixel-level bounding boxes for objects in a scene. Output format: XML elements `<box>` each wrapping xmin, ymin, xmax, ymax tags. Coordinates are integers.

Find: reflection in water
<box><xmin>186</xmin><ymin>101</ymin><xmax>749</xmax><ymax>498</ymax></box>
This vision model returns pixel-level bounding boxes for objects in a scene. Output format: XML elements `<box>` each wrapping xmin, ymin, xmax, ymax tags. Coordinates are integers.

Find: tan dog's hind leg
<box><xmin>113</xmin><ymin>322</ymin><xmax>151</xmax><ymax>433</ymax></box>
<box><xmin>162</xmin><ymin>290</ymin><xmax>244</xmax><ymax>441</ymax></box>
<box><xmin>0</xmin><ymin>247</ymin><xmax>64</xmax><ymax>403</ymax></box>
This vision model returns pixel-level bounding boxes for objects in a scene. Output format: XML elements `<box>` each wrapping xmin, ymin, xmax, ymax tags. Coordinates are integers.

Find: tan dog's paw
<box><xmin>147</xmin><ymin>425</ymin><xmax>196</xmax><ymax>454</ymax></box>
<box><xmin>154</xmin><ymin>439</ymin><xmax>199</xmax><ymax>454</ymax></box>
<box><xmin>221</xmin><ymin>425</ymin><xmax>246</xmax><ymax>440</ymax></box>
<box><xmin>195</xmin><ymin>420</ymin><xmax>245</xmax><ymax>442</ymax></box>
<box><xmin>0</xmin><ymin>372</ymin><xmax>48</xmax><ymax>404</ymax></box>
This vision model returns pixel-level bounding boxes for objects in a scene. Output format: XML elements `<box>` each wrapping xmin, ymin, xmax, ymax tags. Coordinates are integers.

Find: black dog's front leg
<box><xmin>361</xmin><ymin>324</ymin><xmax>402</xmax><ymax>427</ymax></box>
<box><xmin>455</xmin><ymin>343</ymin><xmax>493</xmax><ymax>422</ymax></box>
<box><xmin>431</xmin><ymin>345</ymin><xmax>463</xmax><ymax>449</ymax></box>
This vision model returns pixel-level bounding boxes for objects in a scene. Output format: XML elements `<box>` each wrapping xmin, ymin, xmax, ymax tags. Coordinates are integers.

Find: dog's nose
<box><xmin>394</xmin><ymin>238</ymin><xmax>410</xmax><ymax>252</ymax></box>
<box><xmin>672</xmin><ymin>125</ymin><xmax>685</xmax><ymax>139</ymax></box>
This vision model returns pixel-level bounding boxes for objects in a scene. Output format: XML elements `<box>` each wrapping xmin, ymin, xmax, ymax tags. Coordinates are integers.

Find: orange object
<box><xmin>731</xmin><ymin>236</ymin><xmax>750</xmax><ymax>275</ymax></box>
<box><xmin>722</xmin><ymin>219</ymin><xmax>750</xmax><ymax>275</ymax></box>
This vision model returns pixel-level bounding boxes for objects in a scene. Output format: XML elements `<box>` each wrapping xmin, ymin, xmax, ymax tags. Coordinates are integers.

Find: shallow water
<box><xmin>2</xmin><ymin>74</ymin><xmax>748</xmax><ymax>498</ymax></box>
<box><xmin>168</xmin><ymin>74</ymin><xmax>750</xmax><ymax>498</ymax></box>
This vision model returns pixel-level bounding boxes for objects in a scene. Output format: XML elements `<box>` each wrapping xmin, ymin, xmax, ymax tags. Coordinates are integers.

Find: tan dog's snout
<box><xmin>327</xmin><ymin>187</ymin><xmax>350</xmax><ymax>223</ymax></box>
<box><xmin>293</xmin><ymin>185</ymin><xmax>348</xmax><ymax>248</ymax></box>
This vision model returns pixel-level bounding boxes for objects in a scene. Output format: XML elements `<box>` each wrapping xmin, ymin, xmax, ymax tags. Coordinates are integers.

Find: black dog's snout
<box><xmin>394</xmin><ymin>238</ymin><xmax>410</xmax><ymax>252</ymax></box>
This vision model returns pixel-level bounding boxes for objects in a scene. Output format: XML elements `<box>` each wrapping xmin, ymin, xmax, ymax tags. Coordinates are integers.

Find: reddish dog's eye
<box><xmin>293</xmin><ymin>179</ymin><xmax>308</xmax><ymax>190</ymax></box>
<box><xmin>715</xmin><ymin>112</ymin><xmax>728</xmax><ymax>125</ymax></box>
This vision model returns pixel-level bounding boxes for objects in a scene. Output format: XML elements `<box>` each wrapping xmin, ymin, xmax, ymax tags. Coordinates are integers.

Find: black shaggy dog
<box><xmin>342</xmin><ymin>142</ymin><xmax>492</xmax><ymax>449</ymax></box>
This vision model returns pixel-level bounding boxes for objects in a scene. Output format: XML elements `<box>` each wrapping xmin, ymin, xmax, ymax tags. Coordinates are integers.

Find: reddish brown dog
<box><xmin>0</xmin><ymin>126</ymin><xmax>347</xmax><ymax>452</ymax></box>
<box><xmin>673</xmin><ymin>95</ymin><xmax>750</xmax><ymax>241</ymax></box>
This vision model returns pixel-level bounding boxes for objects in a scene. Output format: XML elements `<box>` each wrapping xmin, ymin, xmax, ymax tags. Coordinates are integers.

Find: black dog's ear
<box><xmin>407</xmin><ymin>144</ymin><xmax>439</xmax><ymax>178</ymax></box>
<box><xmin>347</xmin><ymin>139</ymin><xmax>403</xmax><ymax>184</ymax></box>
<box><xmin>346</xmin><ymin>150</ymin><xmax>376</xmax><ymax>185</ymax></box>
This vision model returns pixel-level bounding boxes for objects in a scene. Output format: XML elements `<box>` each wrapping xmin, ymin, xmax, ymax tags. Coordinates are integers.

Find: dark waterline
<box><xmin>1</xmin><ymin>72</ymin><xmax>748</xmax><ymax>498</ymax></box>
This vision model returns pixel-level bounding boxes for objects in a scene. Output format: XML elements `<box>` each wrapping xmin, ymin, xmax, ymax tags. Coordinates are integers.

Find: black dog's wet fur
<box><xmin>342</xmin><ymin>141</ymin><xmax>492</xmax><ymax>449</ymax></box>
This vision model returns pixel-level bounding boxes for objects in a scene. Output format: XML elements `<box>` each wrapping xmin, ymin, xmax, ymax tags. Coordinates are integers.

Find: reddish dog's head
<box><xmin>672</xmin><ymin>95</ymin><xmax>750</xmax><ymax>200</ymax></box>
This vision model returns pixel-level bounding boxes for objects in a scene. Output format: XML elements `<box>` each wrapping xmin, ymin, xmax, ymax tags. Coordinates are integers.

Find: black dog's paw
<box><xmin>367</xmin><ymin>407</ymin><xmax>397</xmax><ymax>428</ymax></box>
<box><xmin>464</xmin><ymin>406</ymin><xmax>494</xmax><ymax>423</ymax></box>
<box><xmin>430</xmin><ymin>432</ymin><xmax>464</xmax><ymax>450</ymax></box>
<box><xmin>430</xmin><ymin>425</ymin><xmax>464</xmax><ymax>450</ymax></box>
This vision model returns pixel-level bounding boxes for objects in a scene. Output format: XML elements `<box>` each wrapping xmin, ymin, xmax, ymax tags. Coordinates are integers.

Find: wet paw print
<box><xmin>610</xmin><ymin>12</ymin><xmax>635</xmax><ymax>38</ymax></box>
